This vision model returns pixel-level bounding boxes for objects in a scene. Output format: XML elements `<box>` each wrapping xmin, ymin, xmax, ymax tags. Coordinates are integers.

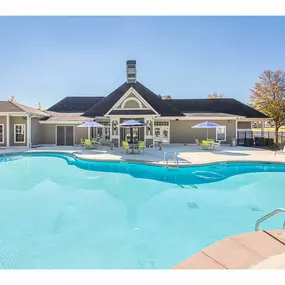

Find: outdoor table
<box><xmin>128</xmin><ymin>143</ymin><xmax>139</xmax><ymax>154</ymax></box>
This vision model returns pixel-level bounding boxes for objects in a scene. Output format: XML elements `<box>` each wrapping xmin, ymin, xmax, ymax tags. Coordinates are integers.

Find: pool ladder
<box><xmin>255</xmin><ymin>208</ymin><xmax>285</xmax><ymax>231</ymax></box>
<box><xmin>164</xmin><ymin>151</ymin><xmax>179</xmax><ymax>168</ymax></box>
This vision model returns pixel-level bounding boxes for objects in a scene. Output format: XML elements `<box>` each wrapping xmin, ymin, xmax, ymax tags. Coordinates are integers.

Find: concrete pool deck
<box><xmin>173</xmin><ymin>229</ymin><xmax>285</xmax><ymax>269</ymax></box>
<box><xmin>1</xmin><ymin>144</ymin><xmax>285</xmax><ymax>166</ymax></box>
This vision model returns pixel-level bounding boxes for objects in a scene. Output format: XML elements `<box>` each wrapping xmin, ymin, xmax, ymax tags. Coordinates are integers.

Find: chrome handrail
<box><xmin>164</xmin><ymin>151</ymin><xmax>179</xmax><ymax>167</ymax></box>
<box><xmin>255</xmin><ymin>208</ymin><xmax>285</xmax><ymax>231</ymax></box>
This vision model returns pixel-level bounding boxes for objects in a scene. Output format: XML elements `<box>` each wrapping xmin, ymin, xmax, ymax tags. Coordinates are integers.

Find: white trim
<box><xmin>107</xmin><ymin>114</ymin><xmax>157</xmax><ymax>119</ymax></box>
<box><xmin>26</xmin><ymin>115</ymin><xmax>32</xmax><ymax>147</ymax></box>
<box><xmin>158</xmin><ymin>116</ymin><xmax>242</xmax><ymax>121</ymax></box>
<box><xmin>235</xmin><ymin>120</ymin><xmax>238</xmax><ymax>139</ymax></box>
<box><xmin>14</xmin><ymin>124</ymin><xmax>25</xmax><ymax>144</ymax></box>
<box><xmin>39</xmin><ymin>120</ymin><xmax>84</xmax><ymax>124</ymax></box>
<box><xmin>0</xmin><ymin>124</ymin><xmax>4</xmax><ymax>144</ymax></box>
<box><xmin>105</xmin><ymin>87</ymin><xmax>159</xmax><ymax>116</ymax></box>
<box><xmin>121</xmin><ymin>97</ymin><xmax>143</xmax><ymax>109</ymax></box>
<box><xmin>6</xmin><ymin>115</ymin><xmax>9</xmax><ymax>147</ymax></box>
<box><xmin>216</xmin><ymin>126</ymin><xmax>227</xmax><ymax>142</ymax></box>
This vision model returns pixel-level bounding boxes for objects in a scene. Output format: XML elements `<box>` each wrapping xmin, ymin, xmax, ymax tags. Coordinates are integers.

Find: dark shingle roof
<box><xmin>83</xmin><ymin>82</ymin><xmax>184</xmax><ymax>118</ymax></box>
<box><xmin>169</xmin><ymin>99</ymin><xmax>268</xmax><ymax>118</ymax></box>
<box><xmin>48</xmin><ymin>96</ymin><xmax>104</xmax><ymax>113</ymax></box>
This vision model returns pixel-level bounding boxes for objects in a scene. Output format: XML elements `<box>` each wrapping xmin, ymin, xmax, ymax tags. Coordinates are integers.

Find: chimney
<box><xmin>126</xmin><ymin>60</ymin><xmax>136</xmax><ymax>83</ymax></box>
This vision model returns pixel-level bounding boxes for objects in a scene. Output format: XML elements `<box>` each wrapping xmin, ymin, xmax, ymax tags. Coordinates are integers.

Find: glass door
<box><xmin>154</xmin><ymin>127</ymin><xmax>169</xmax><ymax>143</ymax></box>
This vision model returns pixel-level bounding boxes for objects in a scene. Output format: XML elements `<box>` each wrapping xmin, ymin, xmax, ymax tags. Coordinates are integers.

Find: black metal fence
<box><xmin>237</xmin><ymin>130</ymin><xmax>285</xmax><ymax>147</ymax></box>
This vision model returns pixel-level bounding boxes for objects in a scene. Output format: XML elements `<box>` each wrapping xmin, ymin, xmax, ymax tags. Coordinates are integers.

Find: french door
<box><xmin>57</xmin><ymin>126</ymin><xmax>74</xmax><ymax>146</ymax></box>
<box><xmin>154</xmin><ymin>126</ymin><xmax>169</xmax><ymax>143</ymax></box>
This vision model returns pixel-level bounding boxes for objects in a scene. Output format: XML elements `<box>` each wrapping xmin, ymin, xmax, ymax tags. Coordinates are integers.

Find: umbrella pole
<box><xmin>207</xmin><ymin>128</ymin><xmax>208</xmax><ymax>140</ymax></box>
<box><xmin>130</xmin><ymin>127</ymin><xmax>133</xmax><ymax>144</ymax></box>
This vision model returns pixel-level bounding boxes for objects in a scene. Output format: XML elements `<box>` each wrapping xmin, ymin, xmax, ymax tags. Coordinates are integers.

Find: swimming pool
<box><xmin>0</xmin><ymin>152</ymin><xmax>285</xmax><ymax>269</ymax></box>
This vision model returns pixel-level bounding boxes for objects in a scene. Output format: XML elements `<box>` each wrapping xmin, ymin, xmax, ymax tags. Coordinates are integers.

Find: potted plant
<box><xmin>158</xmin><ymin>141</ymin><xmax>163</xmax><ymax>150</ymax></box>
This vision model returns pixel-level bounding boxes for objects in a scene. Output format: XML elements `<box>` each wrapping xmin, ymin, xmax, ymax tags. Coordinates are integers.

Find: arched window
<box><xmin>121</xmin><ymin>97</ymin><xmax>143</xmax><ymax>109</ymax></box>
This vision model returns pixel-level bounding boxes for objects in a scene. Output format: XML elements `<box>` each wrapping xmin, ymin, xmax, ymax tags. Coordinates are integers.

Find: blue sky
<box><xmin>0</xmin><ymin>16</ymin><xmax>284</xmax><ymax>108</ymax></box>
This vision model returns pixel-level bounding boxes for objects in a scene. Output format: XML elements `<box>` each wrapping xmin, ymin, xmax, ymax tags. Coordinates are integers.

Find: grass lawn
<box><xmin>252</xmin><ymin>127</ymin><xmax>285</xmax><ymax>132</ymax></box>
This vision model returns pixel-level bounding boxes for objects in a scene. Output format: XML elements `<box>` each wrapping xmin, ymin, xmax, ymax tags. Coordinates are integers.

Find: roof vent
<box><xmin>126</xmin><ymin>60</ymin><xmax>136</xmax><ymax>83</ymax></box>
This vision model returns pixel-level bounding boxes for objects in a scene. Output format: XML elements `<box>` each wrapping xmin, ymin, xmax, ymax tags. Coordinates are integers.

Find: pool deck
<box><xmin>1</xmin><ymin>144</ymin><xmax>285</xmax><ymax>166</ymax></box>
<box><xmin>173</xmin><ymin>229</ymin><xmax>285</xmax><ymax>269</ymax></box>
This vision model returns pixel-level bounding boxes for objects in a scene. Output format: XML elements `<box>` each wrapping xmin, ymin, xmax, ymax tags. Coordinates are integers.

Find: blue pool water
<box><xmin>0</xmin><ymin>152</ymin><xmax>285</xmax><ymax>269</ymax></box>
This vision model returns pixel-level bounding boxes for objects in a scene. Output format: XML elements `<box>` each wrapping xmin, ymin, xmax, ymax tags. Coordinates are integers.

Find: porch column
<box><xmin>118</xmin><ymin>122</ymin><xmax>120</xmax><ymax>147</ymax></box>
<box><xmin>27</xmin><ymin>115</ymin><xmax>32</xmax><ymax>148</ymax></box>
<box><xmin>88</xmin><ymin>127</ymin><xmax>91</xmax><ymax>140</ymax></box>
<box><xmin>152</xmin><ymin>118</ymin><xmax>155</xmax><ymax>147</ymax></box>
<box><xmin>261</xmin><ymin>120</ymin><xmax>265</xmax><ymax>137</ymax></box>
<box><xmin>144</xmin><ymin>119</ymin><xmax>146</xmax><ymax>145</ymax></box>
<box><xmin>6</xmin><ymin>115</ymin><xmax>10</xmax><ymax>147</ymax></box>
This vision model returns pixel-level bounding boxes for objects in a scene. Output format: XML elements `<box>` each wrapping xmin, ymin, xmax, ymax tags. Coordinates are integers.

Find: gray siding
<box><xmin>0</xmin><ymin>116</ymin><xmax>7</xmax><ymax>147</ymax></box>
<box><xmin>237</xmin><ymin>121</ymin><xmax>252</xmax><ymax>129</ymax></box>
<box><xmin>31</xmin><ymin>118</ymin><xmax>41</xmax><ymax>145</ymax></box>
<box><xmin>170</xmin><ymin>120</ymin><xmax>236</xmax><ymax>144</ymax></box>
<box><xmin>40</xmin><ymin>124</ymin><xmax>56</xmax><ymax>145</ymax></box>
<box><xmin>75</xmin><ymin>127</ymin><xmax>88</xmax><ymax>145</ymax></box>
<box><xmin>10</xmin><ymin>117</ymin><xmax>27</xmax><ymax>146</ymax></box>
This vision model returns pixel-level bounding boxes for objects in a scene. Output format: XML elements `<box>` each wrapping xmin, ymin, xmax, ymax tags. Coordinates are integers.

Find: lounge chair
<box><xmin>138</xmin><ymin>141</ymin><xmax>145</xmax><ymax>154</ymax></box>
<box><xmin>122</xmin><ymin>141</ymin><xmax>129</xmax><ymax>154</ymax></box>
<box><xmin>195</xmin><ymin>139</ymin><xmax>200</xmax><ymax>145</ymax></box>
<box><xmin>85</xmin><ymin>139</ymin><xmax>92</xmax><ymax>149</ymax></box>
<box><xmin>80</xmin><ymin>138</ymin><xmax>85</xmax><ymax>147</ymax></box>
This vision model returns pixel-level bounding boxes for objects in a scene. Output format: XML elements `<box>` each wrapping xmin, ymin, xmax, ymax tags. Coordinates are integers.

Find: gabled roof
<box><xmin>83</xmin><ymin>82</ymin><xmax>184</xmax><ymax>118</ymax></box>
<box><xmin>0</xmin><ymin>100</ymin><xmax>49</xmax><ymax>117</ymax></box>
<box><xmin>169</xmin><ymin>98</ymin><xmax>268</xmax><ymax>118</ymax></box>
<box><xmin>48</xmin><ymin>96</ymin><xmax>104</xmax><ymax>113</ymax></box>
<box><xmin>41</xmin><ymin>111</ymin><xmax>89</xmax><ymax>123</ymax></box>
<box><xmin>0</xmin><ymin>101</ymin><xmax>23</xmax><ymax>112</ymax></box>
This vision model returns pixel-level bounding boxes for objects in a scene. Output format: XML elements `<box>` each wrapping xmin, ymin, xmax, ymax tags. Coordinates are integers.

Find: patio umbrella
<box><xmin>192</xmin><ymin>121</ymin><xmax>221</xmax><ymax>140</ymax></box>
<box><xmin>119</xmin><ymin>120</ymin><xmax>148</xmax><ymax>143</ymax></box>
<box><xmin>77</xmin><ymin>121</ymin><xmax>104</xmax><ymax>140</ymax></box>
<box><xmin>77</xmin><ymin>121</ymin><xmax>104</xmax><ymax>128</ymax></box>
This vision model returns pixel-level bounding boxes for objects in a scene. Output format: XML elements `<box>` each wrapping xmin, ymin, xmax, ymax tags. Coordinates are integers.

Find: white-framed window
<box><xmin>216</xmin><ymin>126</ymin><xmax>226</xmax><ymax>141</ymax></box>
<box><xmin>154</xmin><ymin>121</ymin><xmax>169</xmax><ymax>126</ymax></box>
<box><xmin>14</xmin><ymin>124</ymin><xmax>25</xmax><ymax>143</ymax></box>
<box><xmin>0</xmin><ymin>124</ymin><xmax>4</xmax><ymax>143</ymax></box>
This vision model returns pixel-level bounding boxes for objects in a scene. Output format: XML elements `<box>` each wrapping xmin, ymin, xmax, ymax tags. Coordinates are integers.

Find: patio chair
<box><xmin>201</xmin><ymin>140</ymin><xmax>211</xmax><ymax>150</ymax></box>
<box><xmin>212</xmin><ymin>140</ymin><xmax>221</xmax><ymax>150</ymax></box>
<box><xmin>80</xmin><ymin>138</ymin><xmax>85</xmax><ymax>147</ymax></box>
<box><xmin>138</xmin><ymin>141</ymin><xmax>145</xmax><ymax>154</ymax></box>
<box><xmin>195</xmin><ymin>139</ymin><xmax>200</xmax><ymax>145</ymax></box>
<box><xmin>122</xmin><ymin>141</ymin><xmax>129</xmax><ymax>154</ymax></box>
<box><xmin>85</xmin><ymin>139</ymin><xmax>92</xmax><ymax>149</ymax></box>
<box><xmin>91</xmin><ymin>138</ymin><xmax>99</xmax><ymax>148</ymax></box>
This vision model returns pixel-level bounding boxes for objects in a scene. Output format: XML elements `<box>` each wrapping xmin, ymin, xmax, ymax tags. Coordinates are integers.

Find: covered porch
<box><xmin>0</xmin><ymin>114</ymin><xmax>41</xmax><ymax>148</ymax></box>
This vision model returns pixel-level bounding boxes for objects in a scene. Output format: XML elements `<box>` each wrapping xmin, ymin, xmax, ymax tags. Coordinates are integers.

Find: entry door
<box><xmin>57</xmin><ymin>126</ymin><xmax>74</xmax><ymax>146</ymax></box>
<box><xmin>154</xmin><ymin>127</ymin><xmax>169</xmax><ymax>143</ymax></box>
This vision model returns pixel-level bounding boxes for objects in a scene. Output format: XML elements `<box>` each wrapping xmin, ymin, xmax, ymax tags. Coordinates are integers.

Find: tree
<box><xmin>250</xmin><ymin>70</ymin><xmax>285</xmax><ymax>143</ymax></box>
<box><xmin>208</xmin><ymin>92</ymin><xmax>224</xmax><ymax>98</ymax></box>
